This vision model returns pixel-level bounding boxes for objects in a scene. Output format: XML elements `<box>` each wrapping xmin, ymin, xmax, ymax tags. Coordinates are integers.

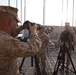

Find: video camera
<box><xmin>23</xmin><ymin>20</ymin><xmax>42</xmax><ymax>30</ymax></box>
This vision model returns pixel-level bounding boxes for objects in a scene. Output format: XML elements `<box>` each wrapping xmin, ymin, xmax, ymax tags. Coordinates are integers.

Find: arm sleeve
<box><xmin>57</xmin><ymin>33</ymin><xmax>61</xmax><ymax>45</ymax></box>
<box><xmin>45</xmin><ymin>35</ymin><xmax>49</xmax><ymax>47</ymax></box>
<box><xmin>6</xmin><ymin>33</ymin><xmax>42</xmax><ymax>58</ymax></box>
<box><xmin>41</xmin><ymin>35</ymin><xmax>49</xmax><ymax>49</ymax></box>
<box><xmin>72</xmin><ymin>31</ymin><xmax>76</xmax><ymax>45</ymax></box>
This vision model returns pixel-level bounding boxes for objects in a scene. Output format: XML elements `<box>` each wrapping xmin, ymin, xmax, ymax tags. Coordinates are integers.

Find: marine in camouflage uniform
<box><xmin>0</xmin><ymin>6</ymin><xmax>42</xmax><ymax>75</ymax></box>
<box><xmin>38</xmin><ymin>26</ymin><xmax>49</xmax><ymax>74</ymax></box>
<box><xmin>58</xmin><ymin>22</ymin><xmax>76</xmax><ymax>69</ymax></box>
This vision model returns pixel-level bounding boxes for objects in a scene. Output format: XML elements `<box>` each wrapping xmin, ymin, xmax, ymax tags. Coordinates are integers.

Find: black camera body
<box><xmin>23</xmin><ymin>20</ymin><xmax>42</xmax><ymax>30</ymax></box>
<box><xmin>60</xmin><ymin>31</ymin><xmax>73</xmax><ymax>42</ymax></box>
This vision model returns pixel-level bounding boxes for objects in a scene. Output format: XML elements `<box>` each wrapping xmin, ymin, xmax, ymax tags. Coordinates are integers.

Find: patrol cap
<box><xmin>0</xmin><ymin>6</ymin><xmax>21</xmax><ymax>22</ymax></box>
<box><xmin>65</xmin><ymin>22</ymin><xmax>70</xmax><ymax>24</ymax></box>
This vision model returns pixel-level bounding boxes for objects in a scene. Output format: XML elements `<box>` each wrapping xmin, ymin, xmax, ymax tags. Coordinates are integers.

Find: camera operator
<box><xmin>0</xmin><ymin>6</ymin><xmax>42</xmax><ymax>75</ymax></box>
<box><xmin>57</xmin><ymin>22</ymin><xmax>76</xmax><ymax>69</ymax></box>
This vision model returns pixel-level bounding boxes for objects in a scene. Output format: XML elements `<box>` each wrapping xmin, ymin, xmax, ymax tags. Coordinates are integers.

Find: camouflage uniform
<box><xmin>0</xmin><ymin>30</ymin><xmax>41</xmax><ymax>75</ymax></box>
<box><xmin>38</xmin><ymin>32</ymin><xmax>49</xmax><ymax>72</ymax></box>
<box><xmin>58</xmin><ymin>30</ymin><xmax>76</xmax><ymax>46</ymax></box>
<box><xmin>58</xmin><ymin>30</ymin><xmax>76</xmax><ymax>68</ymax></box>
<box><xmin>0</xmin><ymin>6</ymin><xmax>42</xmax><ymax>75</ymax></box>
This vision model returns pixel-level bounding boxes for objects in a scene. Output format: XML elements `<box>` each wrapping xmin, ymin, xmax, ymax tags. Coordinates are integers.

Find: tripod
<box><xmin>18</xmin><ymin>38</ymin><xmax>41</xmax><ymax>75</ymax></box>
<box><xmin>19</xmin><ymin>55</ymin><xmax>41</xmax><ymax>75</ymax></box>
<box><xmin>52</xmin><ymin>42</ymin><xmax>76</xmax><ymax>75</ymax></box>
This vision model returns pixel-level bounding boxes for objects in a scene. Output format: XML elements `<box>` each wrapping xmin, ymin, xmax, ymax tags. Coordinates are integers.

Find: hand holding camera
<box><xmin>23</xmin><ymin>20</ymin><xmax>42</xmax><ymax>38</ymax></box>
<box><xmin>29</xmin><ymin>23</ymin><xmax>37</xmax><ymax>33</ymax></box>
<box><xmin>23</xmin><ymin>20</ymin><xmax>42</xmax><ymax>31</ymax></box>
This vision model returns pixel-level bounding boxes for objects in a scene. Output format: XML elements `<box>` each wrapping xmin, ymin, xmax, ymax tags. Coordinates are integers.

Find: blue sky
<box><xmin>0</xmin><ymin>0</ymin><xmax>76</xmax><ymax>26</ymax></box>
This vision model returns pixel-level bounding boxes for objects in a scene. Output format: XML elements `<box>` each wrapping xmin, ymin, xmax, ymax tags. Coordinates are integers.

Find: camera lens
<box><xmin>23</xmin><ymin>20</ymin><xmax>42</xmax><ymax>30</ymax></box>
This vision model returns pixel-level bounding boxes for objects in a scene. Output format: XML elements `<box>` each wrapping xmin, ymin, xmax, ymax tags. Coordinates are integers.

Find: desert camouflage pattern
<box><xmin>0</xmin><ymin>30</ymin><xmax>41</xmax><ymax>75</ymax></box>
<box><xmin>58</xmin><ymin>30</ymin><xmax>76</xmax><ymax>68</ymax></box>
<box><xmin>38</xmin><ymin>32</ymin><xmax>49</xmax><ymax>70</ymax></box>
<box><xmin>0</xmin><ymin>6</ymin><xmax>20</xmax><ymax>22</ymax></box>
<box><xmin>58</xmin><ymin>30</ymin><xmax>76</xmax><ymax>48</ymax></box>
